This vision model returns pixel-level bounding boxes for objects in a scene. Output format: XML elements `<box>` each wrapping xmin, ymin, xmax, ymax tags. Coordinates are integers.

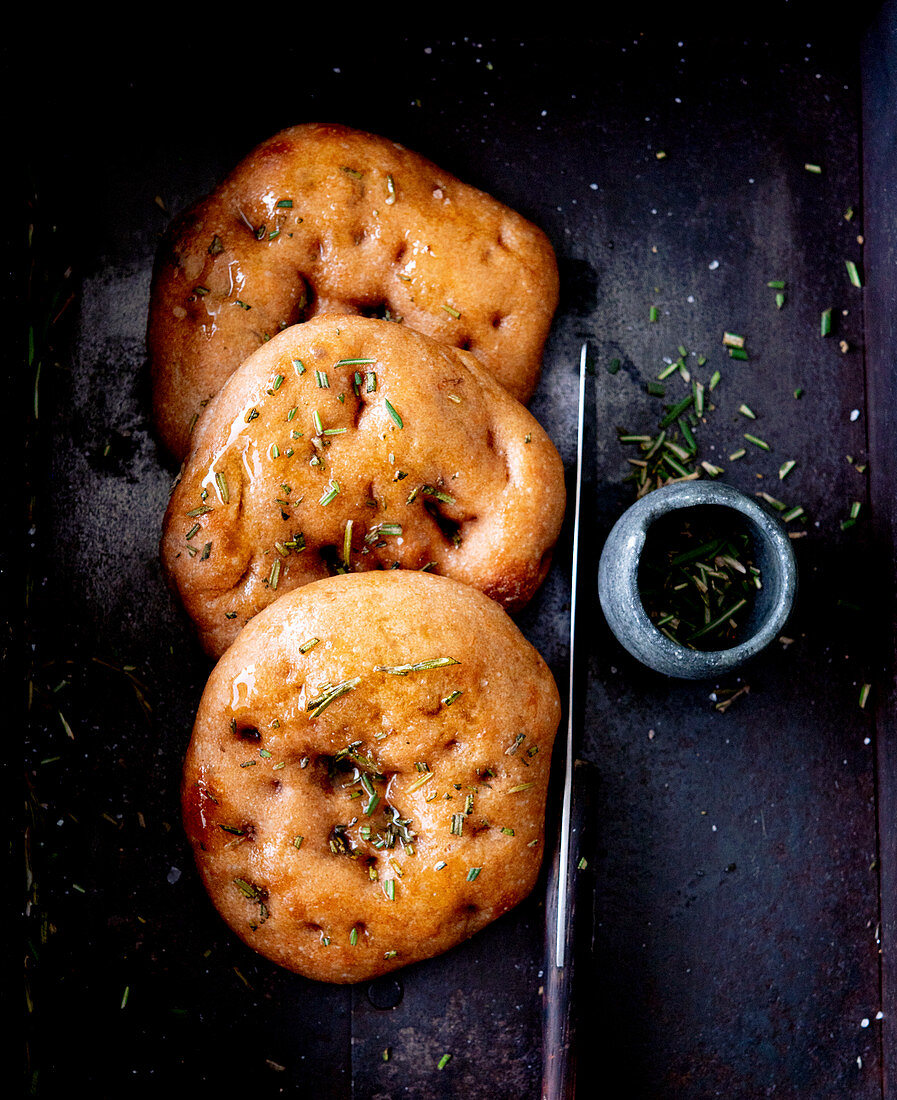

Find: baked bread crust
<box><xmin>148</xmin><ymin>122</ymin><xmax>559</xmax><ymax>459</ymax></box>
<box><xmin>160</xmin><ymin>314</ymin><xmax>565</xmax><ymax>658</ymax></box>
<box><xmin>181</xmin><ymin>570</ymin><xmax>561</xmax><ymax>983</ymax></box>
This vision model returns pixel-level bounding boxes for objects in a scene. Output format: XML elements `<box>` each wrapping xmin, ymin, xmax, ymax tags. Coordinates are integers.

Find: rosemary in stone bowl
<box><xmin>636</xmin><ymin>507</ymin><xmax>762</xmax><ymax>650</ymax></box>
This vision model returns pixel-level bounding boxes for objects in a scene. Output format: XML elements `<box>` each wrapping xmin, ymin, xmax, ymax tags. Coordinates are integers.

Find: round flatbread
<box><xmin>148</xmin><ymin>122</ymin><xmax>559</xmax><ymax>458</ymax></box>
<box><xmin>181</xmin><ymin>570</ymin><xmax>561</xmax><ymax>983</ymax></box>
<box><xmin>161</xmin><ymin>314</ymin><xmax>565</xmax><ymax>658</ymax></box>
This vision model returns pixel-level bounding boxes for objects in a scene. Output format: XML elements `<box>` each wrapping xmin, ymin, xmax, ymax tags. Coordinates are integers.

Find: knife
<box><xmin>542</xmin><ymin>342</ymin><xmax>597</xmax><ymax>1100</ymax></box>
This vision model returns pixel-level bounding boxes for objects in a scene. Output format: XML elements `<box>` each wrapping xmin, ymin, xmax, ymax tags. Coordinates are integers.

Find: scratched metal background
<box><xmin>21</xmin><ymin>11</ymin><xmax>896</xmax><ymax>1099</ymax></box>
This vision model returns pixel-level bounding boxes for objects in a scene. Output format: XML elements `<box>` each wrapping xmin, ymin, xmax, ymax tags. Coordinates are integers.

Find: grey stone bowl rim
<box><xmin>597</xmin><ymin>480</ymin><xmax>797</xmax><ymax>679</ymax></box>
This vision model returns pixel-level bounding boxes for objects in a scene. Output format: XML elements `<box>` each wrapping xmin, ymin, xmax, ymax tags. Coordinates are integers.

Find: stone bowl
<box><xmin>597</xmin><ymin>481</ymin><xmax>797</xmax><ymax>679</ymax></box>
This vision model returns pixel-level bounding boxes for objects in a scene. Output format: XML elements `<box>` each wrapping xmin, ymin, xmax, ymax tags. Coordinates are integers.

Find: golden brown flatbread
<box><xmin>181</xmin><ymin>570</ymin><xmax>561</xmax><ymax>983</ymax></box>
<box><xmin>148</xmin><ymin>122</ymin><xmax>559</xmax><ymax>459</ymax></box>
<box><xmin>161</xmin><ymin>314</ymin><xmax>565</xmax><ymax>658</ymax></box>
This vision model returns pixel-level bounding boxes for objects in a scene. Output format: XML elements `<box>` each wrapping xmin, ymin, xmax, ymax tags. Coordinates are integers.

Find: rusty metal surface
<box><xmin>21</xmin><ymin>16</ymin><xmax>894</xmax><ymax>1098</ymax></box>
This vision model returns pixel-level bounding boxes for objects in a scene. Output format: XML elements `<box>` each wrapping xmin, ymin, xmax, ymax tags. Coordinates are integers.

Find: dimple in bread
<box><xmin>148</xmin><ymin>122</ymin><xmax>560</xmax><ymax>459</ymax></box>
<box><xmin>160</xmin><ymin>314</ymin><xmax>566</xmax><ymax>659</ymax></box>
<box><xmin>181</xmin><ymin>570</ymin><xmax>562</xmax><ymax>983</ymax></box>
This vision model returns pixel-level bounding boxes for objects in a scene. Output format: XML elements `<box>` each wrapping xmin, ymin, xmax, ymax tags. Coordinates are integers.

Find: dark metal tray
<box><xmin>21</xmin><ymin>14</ymin><xmax>896</xmax><ymax>1098</ymax></box>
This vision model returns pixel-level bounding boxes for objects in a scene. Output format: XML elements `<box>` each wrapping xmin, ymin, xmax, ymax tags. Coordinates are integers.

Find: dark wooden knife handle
<box><xmin>541</xmin><ymin>758</ymin><xmax>597</xmax><ymax>1100</ymax></box>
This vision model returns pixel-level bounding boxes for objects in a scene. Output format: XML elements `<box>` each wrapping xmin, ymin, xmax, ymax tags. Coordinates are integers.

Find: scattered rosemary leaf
<box><xmin>307</xmin><ymin>676</ymin><xmax>361</xmax><ymax>717</ymax></box>
<box><xmin>505</xmin><ymin>732</ymin><xmax>526</xmax><ymax>756</ymax></box>
<box><xmin>374</xmin><ymin>656</ymin><xmax>459</xmax><ymax>675</ymax></box>
<box><xmin>319</xmin><ymin>480</ymin><xmax>340</xmax><ymax>506</ymax></box>
<box><xmin>406</xmin><ymin>772</ymin><xmax>435</xmax><ymax>794</ymax></box>
<box><xmin>660</xmin><ymin>394</ymin><xmax>694</xmax><ymax>429</ymax></box>
<box><xmin>821</xmin><ymin>308</ymin><xmax>832</xmax><ymax>336</ymax></box>
<box><xmin>714</xmin><ymin>684</ymin><xmax>750</xmax><ymax>712</ymax></box>
<box><xmin>420</xmin><ymin>485</ymin><xmax>456</xmax><ymax>505</ymax></box>
<box><xmin>342</xmin><ymin>519</ymin><xmax>353</xmax><ymax>568</ymax></box>
<box><xmin>384</xmin><ymin>399</ymin><xmax>403</xmax><ymax>428</ymax></box>
<box><xmin>234</xmin><ymin>878</ymin><xmax>263</xmax><ymax>901</ymax></box>
<box><xmin>845</xmin><ymin>259</ymin><xmax>863</xmax><ymax>287</ymax></box>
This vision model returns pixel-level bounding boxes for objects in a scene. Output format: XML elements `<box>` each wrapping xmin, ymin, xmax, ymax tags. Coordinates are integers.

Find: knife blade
<box><xmin>541</xmin><ymin>342</ymin><xmax>597</xmax><ymax>1100</ymax></box>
